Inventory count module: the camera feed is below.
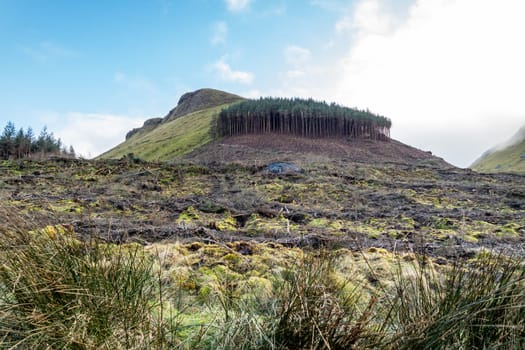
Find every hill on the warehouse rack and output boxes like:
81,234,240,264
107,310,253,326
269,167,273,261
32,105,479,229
98,88,244,160
165,88,244,122
471,126,525,173
100,88,447,167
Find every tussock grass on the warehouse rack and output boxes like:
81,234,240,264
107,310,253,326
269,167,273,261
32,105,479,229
386,252,525,349
1,207,524,349
0,208,170,349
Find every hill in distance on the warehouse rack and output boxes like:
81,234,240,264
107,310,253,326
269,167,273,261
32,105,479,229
98,88,244,160
99,88,448,167
471,126,525,173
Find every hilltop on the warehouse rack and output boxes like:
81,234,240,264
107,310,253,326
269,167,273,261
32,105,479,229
99,88,446,167
98,88,244,160
471,126,525,173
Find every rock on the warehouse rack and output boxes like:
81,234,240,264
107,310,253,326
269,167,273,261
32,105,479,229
267,162,302,174
125,118,163,140
164,88,244,122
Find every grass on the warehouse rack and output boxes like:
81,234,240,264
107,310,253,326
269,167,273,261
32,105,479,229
471,139,525,173
386,252,525,349
0,207,524,349
0,210,172,349
98,104,231,161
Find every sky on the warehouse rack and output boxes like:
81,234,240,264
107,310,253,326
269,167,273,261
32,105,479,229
1,0,524,166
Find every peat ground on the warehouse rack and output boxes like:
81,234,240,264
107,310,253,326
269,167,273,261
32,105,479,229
1,153,523,259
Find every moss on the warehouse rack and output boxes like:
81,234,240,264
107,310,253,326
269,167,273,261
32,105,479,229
49,199,84,214
212,212,237,231
462,234,479,243
494,223,520,238
221,253,242,264
239,276,274,300
399,216,416,229
308,218,329,228
177,206,200,223
431,217,456,230
245,213,292,236
368,247,389,255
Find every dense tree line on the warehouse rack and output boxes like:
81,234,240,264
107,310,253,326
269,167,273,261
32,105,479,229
0,121,75,160
218,97,391,141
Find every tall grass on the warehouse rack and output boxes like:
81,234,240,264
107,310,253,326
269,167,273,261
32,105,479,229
0,210,168,349
387,253,525,349
0,207,524,349
269,251,379,349
202,250,381,349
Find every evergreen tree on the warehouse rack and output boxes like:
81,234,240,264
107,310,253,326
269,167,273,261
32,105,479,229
68,145,76,158
0,121,16,158
0,122,74,160
218,97,391,140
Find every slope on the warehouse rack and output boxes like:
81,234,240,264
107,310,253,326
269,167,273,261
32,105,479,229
98,104,231,161
471,126,525,173
98,88,244,161
99,88,446,166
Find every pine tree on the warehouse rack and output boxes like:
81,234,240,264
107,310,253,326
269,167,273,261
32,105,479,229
0,121,16,159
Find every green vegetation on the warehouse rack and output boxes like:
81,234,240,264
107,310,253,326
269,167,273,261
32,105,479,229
472,126,525,173
100,88,246,161
99,104,229,161
0,214,165,349
219,97,391,140
0,121,75,160
387,253,525,349
1,136,524,348
0,211,524,349
1,158,523,254
165,88,244,122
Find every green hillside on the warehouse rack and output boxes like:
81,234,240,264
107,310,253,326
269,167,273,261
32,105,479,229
98,104,231,161
471,126,525,173
98,88,244,161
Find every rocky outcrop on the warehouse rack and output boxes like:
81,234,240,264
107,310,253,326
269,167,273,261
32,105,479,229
164,88,244,122
125,118,163,140
124,89,244,140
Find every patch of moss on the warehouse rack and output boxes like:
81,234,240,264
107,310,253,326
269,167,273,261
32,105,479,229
177,206,200,223
50,199,83,214
212,212,237,231
245,213,294,236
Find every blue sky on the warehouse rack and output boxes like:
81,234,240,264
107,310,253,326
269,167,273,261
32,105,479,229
1,0,524,166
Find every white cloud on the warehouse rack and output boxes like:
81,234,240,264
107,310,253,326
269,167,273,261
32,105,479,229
54,113,145,158
286,70,305,79
211,21,228,45
299,0,525,167
335,15,352,33
351,0,396,35
240,89,262,98
225,0,251,12
20,41,76,61
284,45,311,66
212,59,254,84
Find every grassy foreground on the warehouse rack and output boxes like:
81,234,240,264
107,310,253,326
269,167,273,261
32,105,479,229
0,208,524,349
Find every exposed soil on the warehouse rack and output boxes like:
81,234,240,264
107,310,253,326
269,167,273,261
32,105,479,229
1,150,523,259
186,134,448,167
